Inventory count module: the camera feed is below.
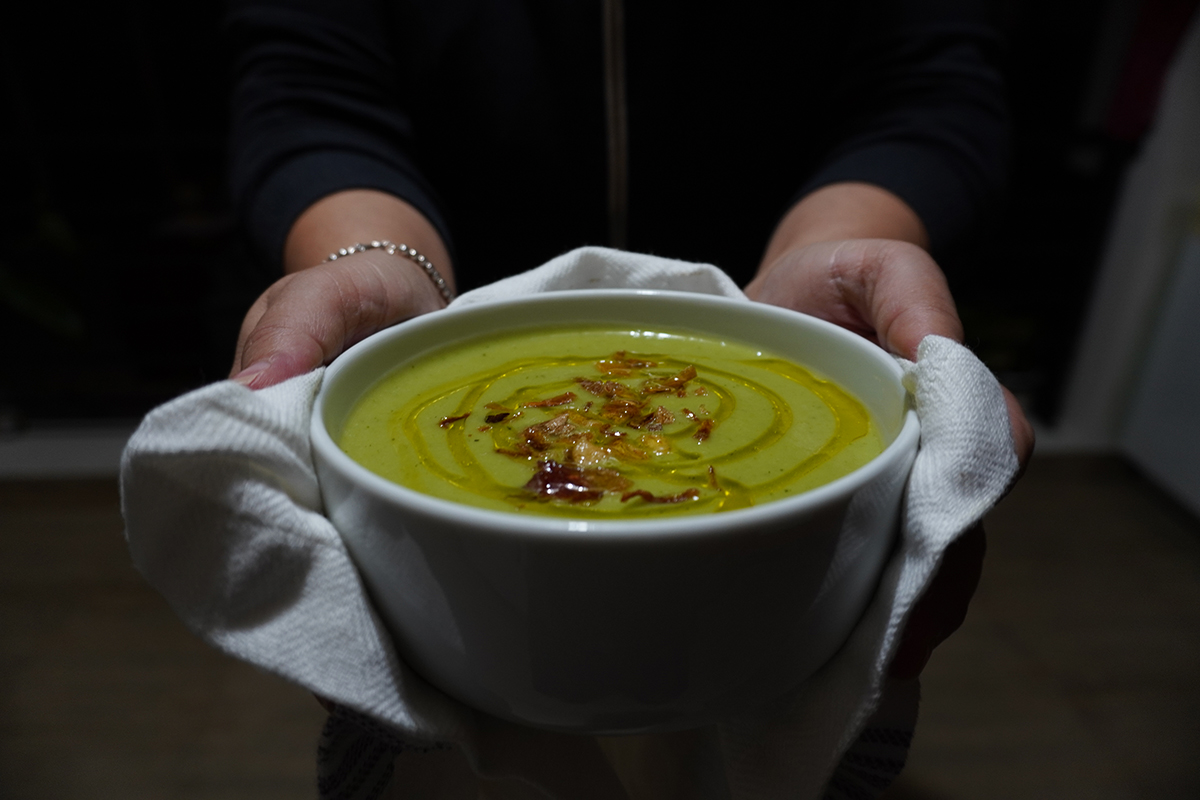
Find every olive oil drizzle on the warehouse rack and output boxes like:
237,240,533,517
391,351,870,517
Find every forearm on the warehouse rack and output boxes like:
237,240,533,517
227,0,453,271
792,1,1009,255
758,182,929,272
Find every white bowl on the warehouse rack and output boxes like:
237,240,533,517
311,290,918,733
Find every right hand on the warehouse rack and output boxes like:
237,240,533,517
229,249,448,390
747,235,1034,679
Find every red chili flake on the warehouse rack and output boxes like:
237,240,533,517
478,425,492,432
522,391,577,408
693,387,708,396
707,465,719,489
439,413,470,427
484,412,510,424
641,365,697,394
620,488,701,504
693,419,715,442
681,408,697,420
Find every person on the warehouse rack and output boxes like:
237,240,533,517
224,0,1033,737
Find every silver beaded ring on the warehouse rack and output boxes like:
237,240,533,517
324,240,454,305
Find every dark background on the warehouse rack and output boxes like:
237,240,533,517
1,0,1196,429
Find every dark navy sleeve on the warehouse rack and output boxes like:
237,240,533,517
799,2,1010,254
225,0,451,267
224,0,1009,271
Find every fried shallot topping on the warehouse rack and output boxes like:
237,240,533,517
598,398,644,424
522,391,577,408
620,488,701,504
444,351,720,507
640,365,697,394
524,412,579,450
484,402,519,424
594,351,657,376
634,405,675,431
568,439,613,468
524,459,632,503
575,377,638,399
639,433,671,456
607,439,650,461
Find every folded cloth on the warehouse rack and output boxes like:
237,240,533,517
120,246,1018,799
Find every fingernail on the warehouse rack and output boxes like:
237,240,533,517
231,361,270,388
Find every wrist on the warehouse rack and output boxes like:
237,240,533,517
325,240,453,306
330,248,450,320
284,189,455,292
759,183,929,272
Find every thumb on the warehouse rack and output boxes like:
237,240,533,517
230,255,445,389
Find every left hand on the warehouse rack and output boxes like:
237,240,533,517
747,237,1034,678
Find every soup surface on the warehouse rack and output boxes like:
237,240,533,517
338,325,883,517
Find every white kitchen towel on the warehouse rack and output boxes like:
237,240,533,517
120,246,1017,799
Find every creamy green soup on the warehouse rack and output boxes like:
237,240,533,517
338,325,882,518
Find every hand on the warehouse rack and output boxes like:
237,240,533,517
229,189,454,390
747,238,1034,678
229,249,448,389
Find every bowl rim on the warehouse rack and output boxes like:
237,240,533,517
310,289,920,543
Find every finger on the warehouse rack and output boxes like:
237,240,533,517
839,240,963,359
230,284,280,376
823,242,1032,468
233,265,390,388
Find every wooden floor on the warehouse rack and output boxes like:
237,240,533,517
0,480,325,799
1,456,1198,798
885,457,1200,800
